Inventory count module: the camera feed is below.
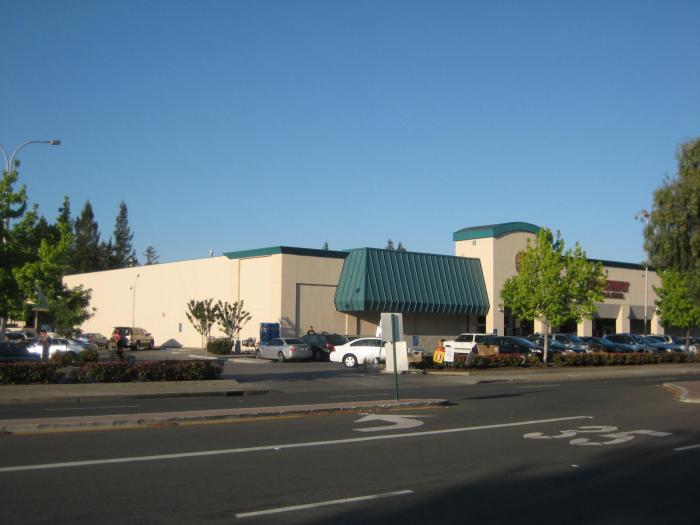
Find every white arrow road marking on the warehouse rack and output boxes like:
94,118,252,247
354,414,432,432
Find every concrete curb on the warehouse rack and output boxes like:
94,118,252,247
0,398,449,434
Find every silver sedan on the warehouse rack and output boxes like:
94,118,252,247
256,338,313,362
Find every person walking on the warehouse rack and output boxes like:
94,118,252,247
38,330,51,361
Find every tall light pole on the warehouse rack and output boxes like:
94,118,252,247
636,209,651,345
0,139,61,342
130,273,140,332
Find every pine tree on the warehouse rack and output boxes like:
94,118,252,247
112,201,137,267
385,239,395,251
143,245,159,265
72,201,101,273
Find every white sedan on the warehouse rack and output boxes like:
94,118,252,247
330,337,386,368
27,338,86,358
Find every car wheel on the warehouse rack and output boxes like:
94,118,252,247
255,349,262,359
278,351,286,363
343,354,358,368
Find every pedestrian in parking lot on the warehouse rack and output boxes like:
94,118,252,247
307,326,316,335
38,330,51,361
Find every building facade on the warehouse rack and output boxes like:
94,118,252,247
63,222,662,348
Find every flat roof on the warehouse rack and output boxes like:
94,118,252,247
223,246,348,260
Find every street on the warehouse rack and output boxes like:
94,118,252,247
1,362,700,524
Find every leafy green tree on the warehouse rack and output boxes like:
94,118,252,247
72,201,101,273
143,245,159,265
644,137,700,300
185,298,219,351
14,222,94,335
500,228,606,363
654,269,700,350
112,200,137,268
0,161,28,338
215,300,252,342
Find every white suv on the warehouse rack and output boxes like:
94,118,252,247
443,333,488,354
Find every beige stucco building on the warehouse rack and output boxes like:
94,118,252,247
63,222,663,348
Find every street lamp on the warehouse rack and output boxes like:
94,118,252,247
0,139,61,342
130,274,141,332
636,209,651,345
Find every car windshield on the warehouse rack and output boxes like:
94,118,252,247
566,334,584,343
510,337,535,347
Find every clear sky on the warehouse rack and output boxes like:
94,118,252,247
3,0,699,265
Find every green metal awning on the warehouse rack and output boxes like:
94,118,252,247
334,248,490,315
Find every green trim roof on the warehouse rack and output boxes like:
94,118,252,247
453,222,540,242
334,248,490,315
223,246,348,260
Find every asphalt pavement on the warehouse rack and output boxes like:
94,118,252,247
2,368,700,524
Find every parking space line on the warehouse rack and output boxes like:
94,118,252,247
235,490,413,518
674,444,700,452
0,415,591,473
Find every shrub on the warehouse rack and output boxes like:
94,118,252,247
79,348,100,363
50,351,76,367
207,339,233,355
0,362,63,384
71,359,224,383
72,362,135,383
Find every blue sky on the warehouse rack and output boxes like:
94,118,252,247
3,0,699,265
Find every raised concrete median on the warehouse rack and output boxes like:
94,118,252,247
0,398,449,434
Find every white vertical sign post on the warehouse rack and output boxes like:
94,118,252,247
381,313,407,401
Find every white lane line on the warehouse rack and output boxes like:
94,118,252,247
235,489,413,518
44,405,142,412
674,444,700,452
0,415,591,474
328,394,391,398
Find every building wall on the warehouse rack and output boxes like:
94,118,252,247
64,257,238,348
236,255,283,342
455,230,663,337
279,254,346,336
455,232,534,334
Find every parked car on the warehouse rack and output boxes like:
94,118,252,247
443,333,488,354
256,338,312,362
3,332,31,342
526,335,568,355
330,337,386,368
76,333,109,349
0,342,40,362
26,337,86,358
579,336,631,353
477,336,543,357
69,338,98,352
549,333,590,353
301,333,349,361
112,327,155,350
642,335,685,353
603,334,650,353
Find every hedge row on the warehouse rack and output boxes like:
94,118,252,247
0,360,224,385
418,352,699,370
